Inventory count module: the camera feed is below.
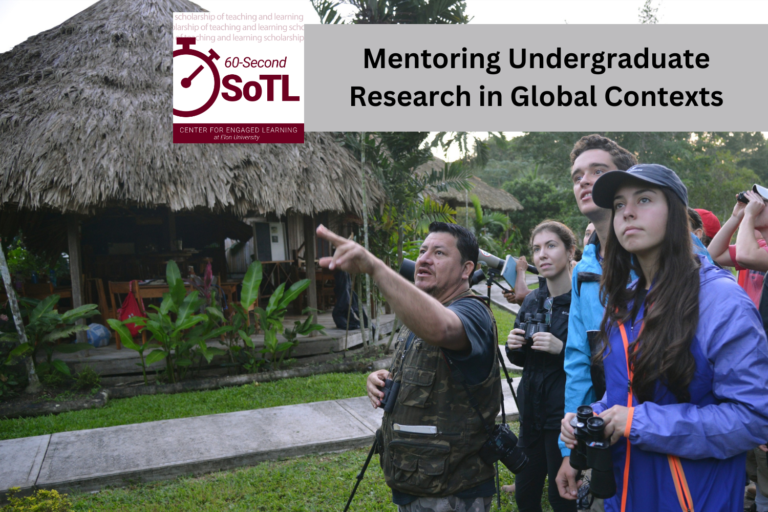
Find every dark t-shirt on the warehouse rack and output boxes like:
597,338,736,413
392,296,497,505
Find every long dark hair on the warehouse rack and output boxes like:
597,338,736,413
598,187,700,403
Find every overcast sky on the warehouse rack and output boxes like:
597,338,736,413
1,0,766,159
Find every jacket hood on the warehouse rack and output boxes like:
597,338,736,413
697,253,735,287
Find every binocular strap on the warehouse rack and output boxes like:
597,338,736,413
668,455,694,512
618,321,635,512
619,321,694,512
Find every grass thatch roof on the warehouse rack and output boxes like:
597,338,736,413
0,0,383,217
418,158,523,212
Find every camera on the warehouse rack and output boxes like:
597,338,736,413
478,423,528,474
569,406,616,499
379,378,400,413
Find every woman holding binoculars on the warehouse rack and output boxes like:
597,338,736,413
560,164,768,512
506,220,578,512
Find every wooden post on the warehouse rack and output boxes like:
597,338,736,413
251,221,258,262
67,216,87,344
359,132,375,345
303,215,318,335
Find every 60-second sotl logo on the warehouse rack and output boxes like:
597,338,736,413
173,37,300,118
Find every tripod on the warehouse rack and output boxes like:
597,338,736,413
343,437,378,512
484,268,521,410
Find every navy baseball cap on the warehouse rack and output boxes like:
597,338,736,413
592,164,688,209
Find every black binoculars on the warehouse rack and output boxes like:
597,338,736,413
569,405,616,499
506,310,550,360
379,378,400,413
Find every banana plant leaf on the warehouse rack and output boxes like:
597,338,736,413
107,319,141,351
240,261,263,311
205,307,225,322
266,283,286,316
145,350,168,365
7,342,32,359
278,279,310,310
166,260,187,310
171,315,206,337
238,329,254,348
60,304,99,323
160,293,175,315
43,325,89,343
51,359,71,375
29,295,59,325
176,291,200,326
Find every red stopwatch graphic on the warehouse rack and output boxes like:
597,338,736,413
173,37,221,117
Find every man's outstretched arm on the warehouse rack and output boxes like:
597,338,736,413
316,225,469,352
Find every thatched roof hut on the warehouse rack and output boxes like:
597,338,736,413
418,158,523,213
0,0,383,331
0,0,382,218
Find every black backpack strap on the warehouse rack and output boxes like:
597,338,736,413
577,272,601,296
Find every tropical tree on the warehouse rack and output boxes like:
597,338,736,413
341,132,472,266
464,195,511,255
503,175,572,256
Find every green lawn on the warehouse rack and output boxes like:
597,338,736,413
67,424,552,512
0,372,370,441
493,304,517,345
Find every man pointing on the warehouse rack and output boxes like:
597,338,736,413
317,222,502,512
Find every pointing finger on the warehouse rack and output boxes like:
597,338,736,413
316,224,348,246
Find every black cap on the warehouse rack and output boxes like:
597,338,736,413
592,164,688,209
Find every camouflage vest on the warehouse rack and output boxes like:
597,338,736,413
379,292,501,497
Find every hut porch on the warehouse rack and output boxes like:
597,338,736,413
53,312,396,382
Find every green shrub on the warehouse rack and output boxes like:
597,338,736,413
39,370,69,390
2,487,73,512
0,339,26,400
73,365,100,391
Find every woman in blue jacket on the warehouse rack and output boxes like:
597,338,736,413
560,164,768,512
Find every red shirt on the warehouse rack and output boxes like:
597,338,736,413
728,239,768,307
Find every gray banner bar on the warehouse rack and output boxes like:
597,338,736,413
305,24,768,131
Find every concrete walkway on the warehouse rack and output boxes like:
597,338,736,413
0,377,520,497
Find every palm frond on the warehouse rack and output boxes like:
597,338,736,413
311,0,348,24
422,161,473,193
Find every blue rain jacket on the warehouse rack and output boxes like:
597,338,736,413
559,233,714,457
591,256,768,512
559,236,611,456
